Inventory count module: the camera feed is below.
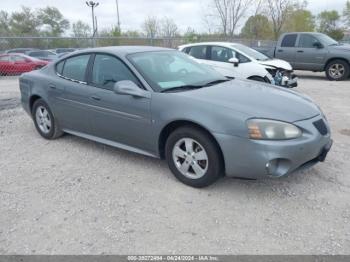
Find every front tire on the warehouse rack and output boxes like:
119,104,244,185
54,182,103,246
325,60,350,81
165,126,223,188
32,99,63,139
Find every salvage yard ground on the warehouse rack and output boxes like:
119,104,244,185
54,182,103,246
0,72,350,254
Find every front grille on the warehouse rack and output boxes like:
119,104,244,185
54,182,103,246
313,119,328,135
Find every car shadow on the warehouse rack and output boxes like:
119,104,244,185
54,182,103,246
60,132,327,198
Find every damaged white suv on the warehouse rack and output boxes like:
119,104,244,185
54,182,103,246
179,42,298,88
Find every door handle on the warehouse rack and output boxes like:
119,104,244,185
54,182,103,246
49,84,56,89
277,49,283,52
297,50,304,53
91,95,101,101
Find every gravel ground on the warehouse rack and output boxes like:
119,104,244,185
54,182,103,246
0,72,350,255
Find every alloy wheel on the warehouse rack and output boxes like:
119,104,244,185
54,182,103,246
172,138,209,179
329,64,345,79
35,106,52,134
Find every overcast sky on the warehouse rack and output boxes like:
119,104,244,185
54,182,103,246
1,0,347,33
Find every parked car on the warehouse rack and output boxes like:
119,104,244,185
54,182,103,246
179,42,297,88
19,46,332,188
254,32,350,81
26,50,58,62
5,48,39,54
55,48,77,54
0,53,48,75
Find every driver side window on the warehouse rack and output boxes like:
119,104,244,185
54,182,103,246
210,46,234,63
299,34,320,48
91,54,140,90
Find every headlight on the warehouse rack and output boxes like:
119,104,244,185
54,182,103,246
247,119,302,140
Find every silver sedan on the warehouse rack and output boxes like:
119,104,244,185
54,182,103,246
19,46,332,188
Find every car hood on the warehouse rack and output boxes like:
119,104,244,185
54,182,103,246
176,79,320,122
329,44,350,52
258,59,293,71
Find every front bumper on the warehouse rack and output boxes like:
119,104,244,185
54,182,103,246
214,115,332,179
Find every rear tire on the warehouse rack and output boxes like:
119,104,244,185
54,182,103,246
32,99,63,140
325,60,350,81
165,126,223,188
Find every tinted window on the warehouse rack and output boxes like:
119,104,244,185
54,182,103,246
56,61,65,75
281,34,297,47
210,46,234,62
92,54,139,90
62,55,90,82
188,46,207,59
299,34,319,48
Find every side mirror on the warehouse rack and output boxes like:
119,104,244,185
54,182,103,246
313,42,323,49
229,57,239,67
113,80,150,99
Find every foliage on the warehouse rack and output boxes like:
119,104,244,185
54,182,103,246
318,10,344,40
284,9,315,32
265,0,297,40
142,16,160,38
37,7,70,36
344,0,350,27
72,21,91,38
9,6,40,36
240,15,273,39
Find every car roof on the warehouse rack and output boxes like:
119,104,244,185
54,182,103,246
179,42,241,49
69,46,174,57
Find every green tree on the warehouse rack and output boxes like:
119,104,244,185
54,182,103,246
284,9,315,32
37,7,69,36
0,11,11,36
318,10,344,40
9,6,39,36
344,0,350,27
240,15,273,39
72,20,91,37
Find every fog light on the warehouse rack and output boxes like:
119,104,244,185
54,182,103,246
266,158,292,177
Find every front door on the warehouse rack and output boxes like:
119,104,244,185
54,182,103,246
87,54,153,152
294,33,327,71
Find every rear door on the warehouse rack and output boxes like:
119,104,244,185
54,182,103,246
275,34,299,67
294,33,327,71
54,54,97,134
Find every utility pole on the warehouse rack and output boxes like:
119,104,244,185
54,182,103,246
86,1,99,37
116,0,121,31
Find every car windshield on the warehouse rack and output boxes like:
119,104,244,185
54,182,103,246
317,33,339,46
128,51,227,92
232,44,270,61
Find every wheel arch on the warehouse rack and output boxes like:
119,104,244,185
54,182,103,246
29,94,43,113
158,120,225,170
324,57,350,71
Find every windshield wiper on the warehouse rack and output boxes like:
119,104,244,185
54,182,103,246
161,85,203,93
202,78,231,87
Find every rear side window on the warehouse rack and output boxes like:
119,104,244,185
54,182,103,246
281,34,297,47
56,61,65,75
188,46,207,59
91,54,140,90
11,56,26,62
298,34,319,48
61,55,90,82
